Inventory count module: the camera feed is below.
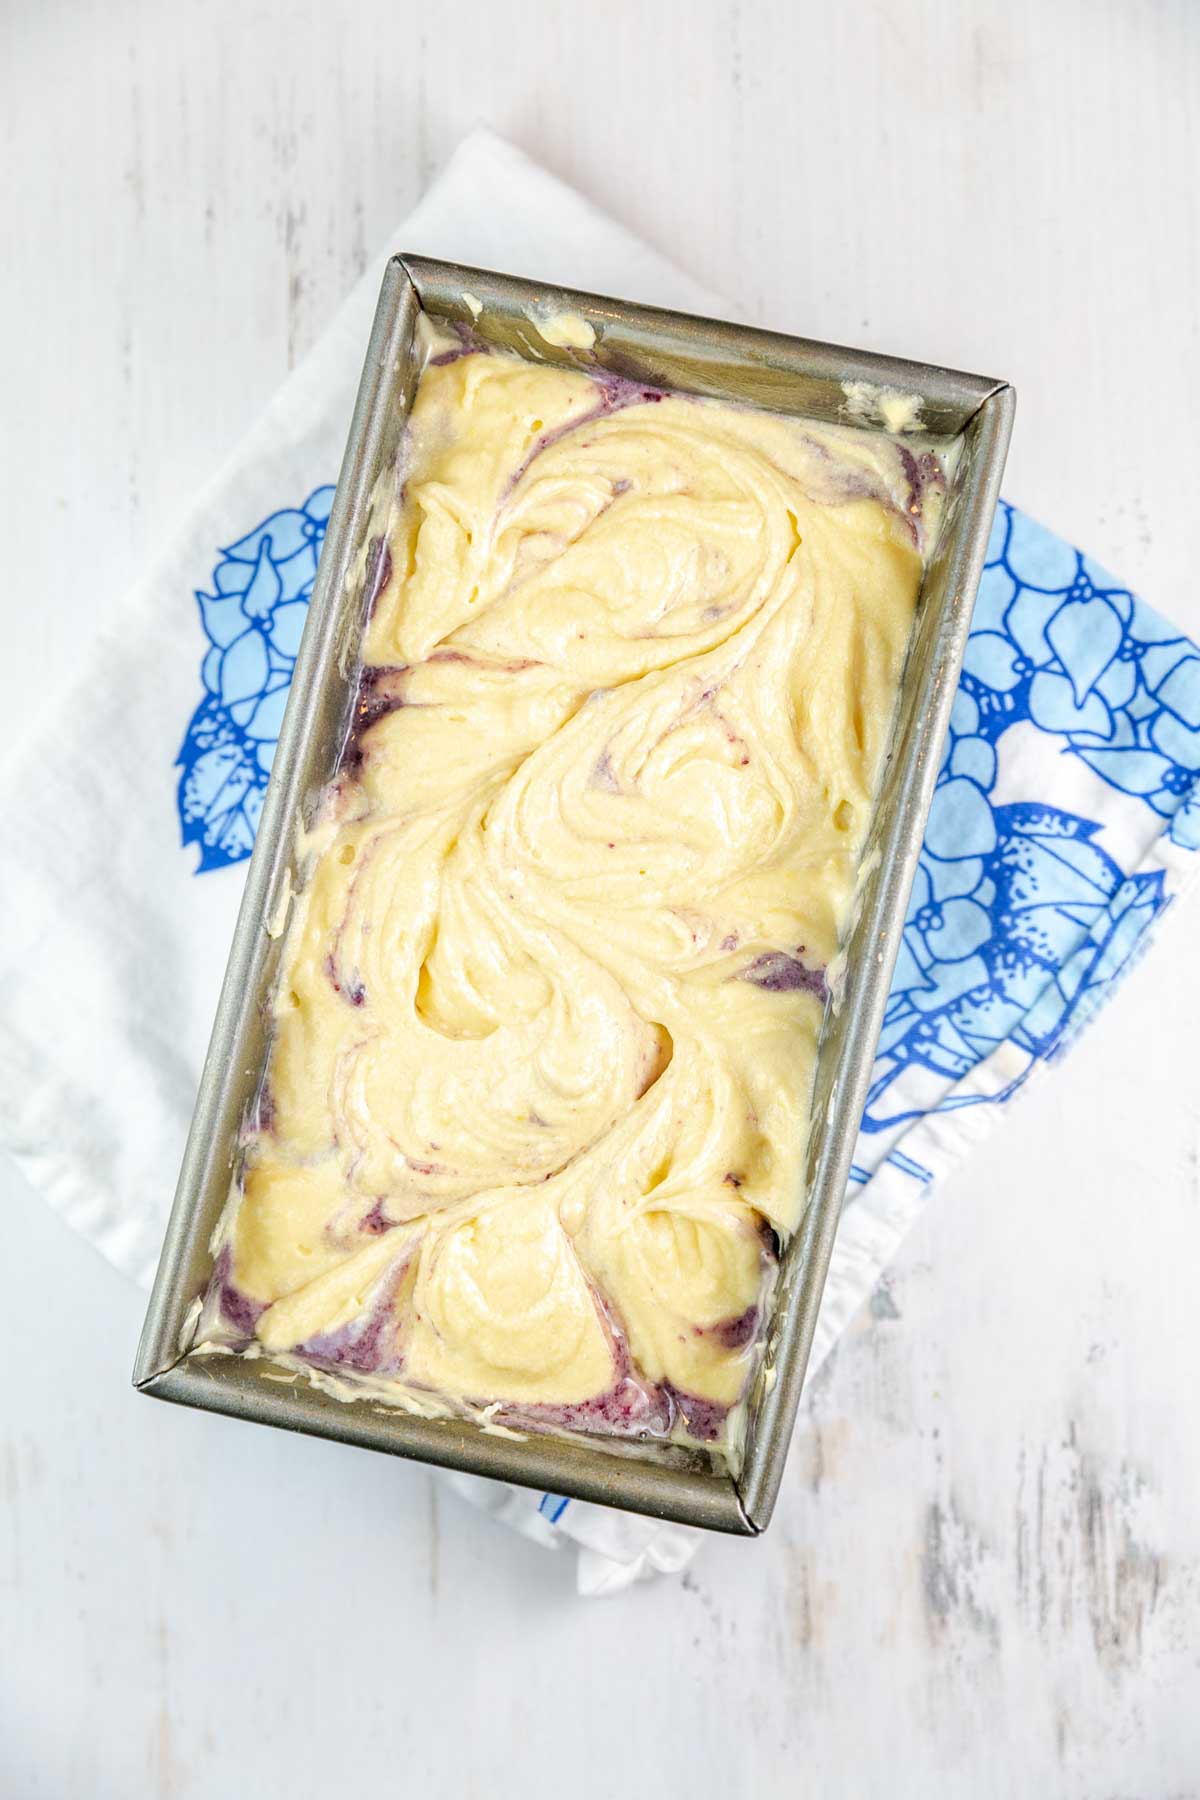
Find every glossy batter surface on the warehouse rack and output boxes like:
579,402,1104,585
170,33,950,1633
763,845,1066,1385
203,341,940,1453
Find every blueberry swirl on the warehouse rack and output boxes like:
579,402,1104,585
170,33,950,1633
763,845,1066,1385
205,343,936,1453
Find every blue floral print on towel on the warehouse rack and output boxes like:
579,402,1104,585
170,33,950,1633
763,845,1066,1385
864,500,1199,1137
177,486,335,871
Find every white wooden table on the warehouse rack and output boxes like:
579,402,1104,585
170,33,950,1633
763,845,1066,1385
4,3,1199,1793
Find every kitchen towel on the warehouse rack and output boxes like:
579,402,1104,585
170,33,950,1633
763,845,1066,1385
3,129,1198,1595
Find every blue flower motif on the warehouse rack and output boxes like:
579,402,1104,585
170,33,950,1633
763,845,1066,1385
177,486,335,870
1169,789,1200,851
959,502,1200,829
867,796,1168,1131
864,497,1199,1139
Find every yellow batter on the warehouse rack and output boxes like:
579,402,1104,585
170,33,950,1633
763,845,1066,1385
205,340,940,1451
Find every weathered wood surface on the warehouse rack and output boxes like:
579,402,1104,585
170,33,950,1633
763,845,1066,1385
3,3,1198,1793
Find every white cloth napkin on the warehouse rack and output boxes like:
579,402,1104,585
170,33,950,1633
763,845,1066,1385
4,129,1197,1594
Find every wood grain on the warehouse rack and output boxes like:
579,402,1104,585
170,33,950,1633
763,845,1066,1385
2,1,1199,1794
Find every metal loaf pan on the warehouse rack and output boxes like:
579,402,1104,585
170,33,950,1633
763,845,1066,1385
134,256,1014,1536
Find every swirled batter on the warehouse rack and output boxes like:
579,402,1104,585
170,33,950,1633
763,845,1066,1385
203,336,944,1454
